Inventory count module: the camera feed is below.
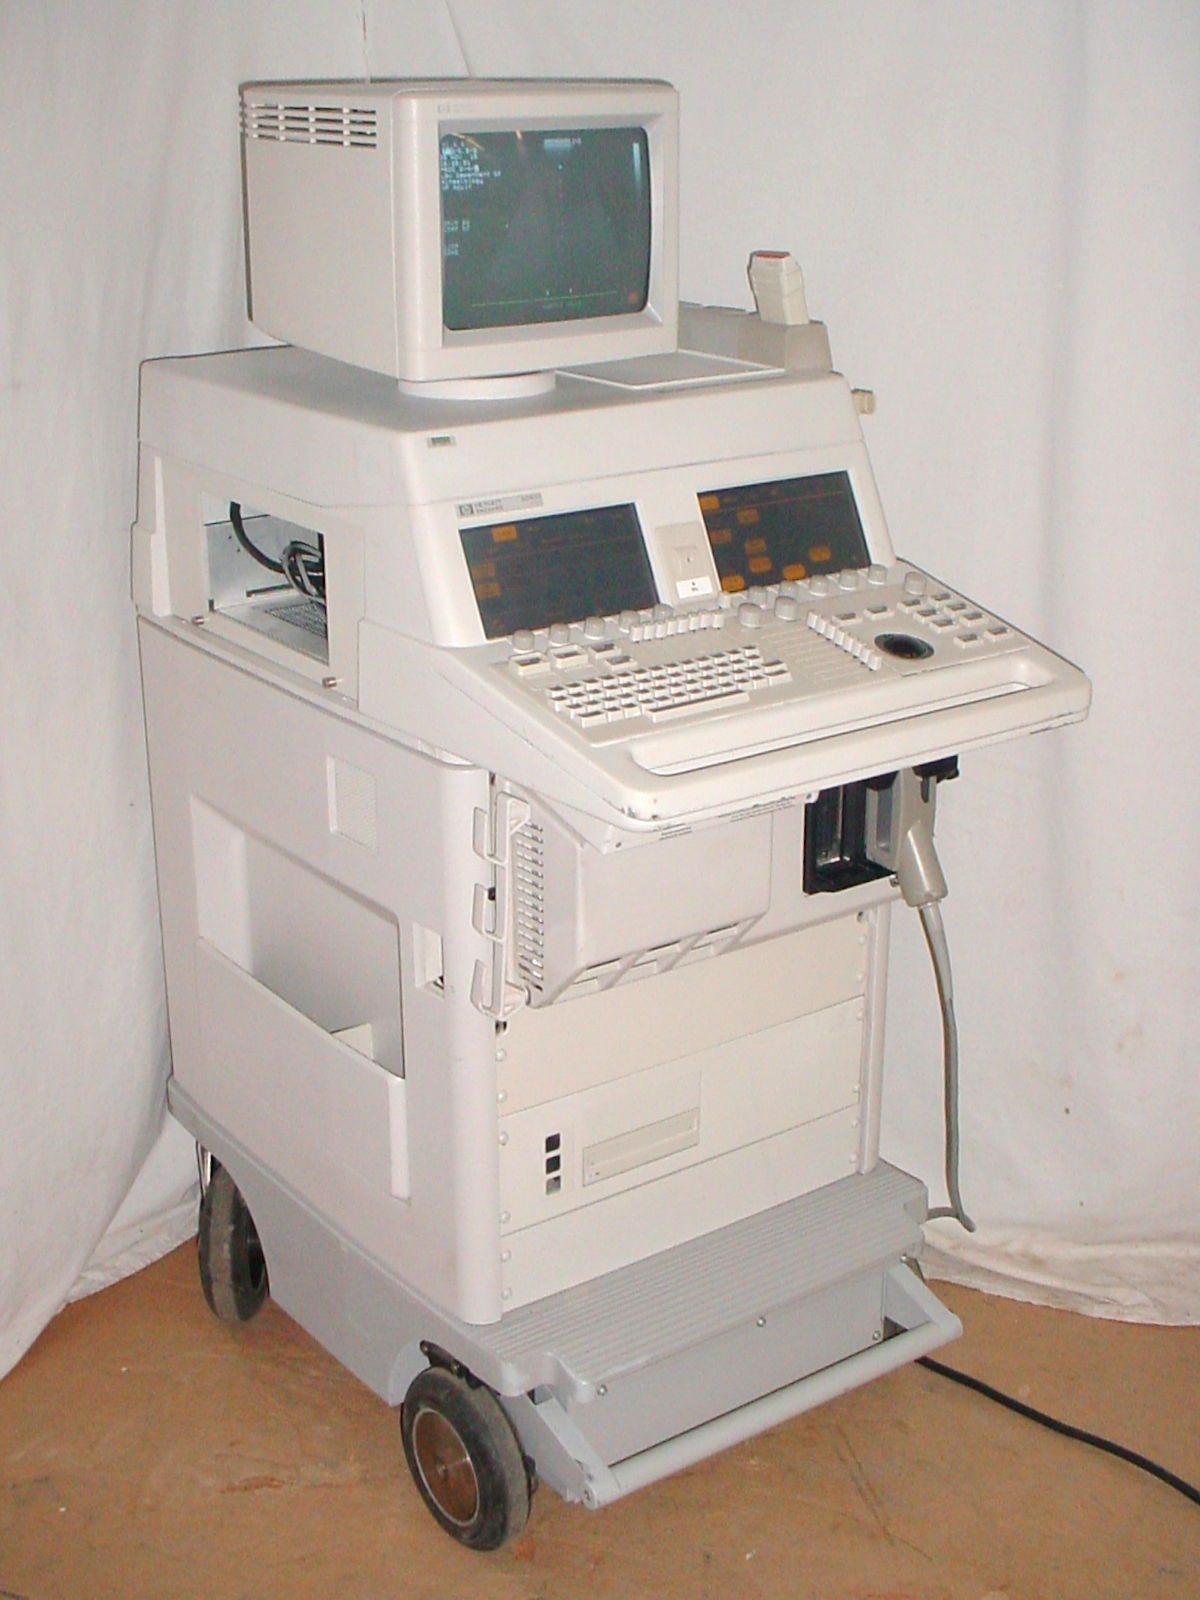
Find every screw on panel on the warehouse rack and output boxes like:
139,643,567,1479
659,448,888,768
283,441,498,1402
498,1131,509,1146
756,1316,767,1328
322,675,341,689
597,1384,608,1397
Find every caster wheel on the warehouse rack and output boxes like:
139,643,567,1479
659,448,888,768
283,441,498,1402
198,1161,268,1323
401,1366,530,1550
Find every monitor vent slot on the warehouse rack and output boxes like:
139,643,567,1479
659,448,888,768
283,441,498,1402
511,822,546,992
242,100,379,149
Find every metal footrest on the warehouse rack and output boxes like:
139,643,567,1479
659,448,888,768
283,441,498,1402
483,1162,928,1398
469,1165,960,1505
578,1263,960,1506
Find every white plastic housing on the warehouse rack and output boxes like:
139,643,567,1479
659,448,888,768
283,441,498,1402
240,78,680,382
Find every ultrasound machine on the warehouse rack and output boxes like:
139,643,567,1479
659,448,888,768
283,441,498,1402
133,78,1089,1547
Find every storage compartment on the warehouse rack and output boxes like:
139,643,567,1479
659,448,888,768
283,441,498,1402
512,802,775,1002
192,939,409,1202
191,797,404,1075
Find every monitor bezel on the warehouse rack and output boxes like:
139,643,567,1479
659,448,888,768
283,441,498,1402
392,80,679,382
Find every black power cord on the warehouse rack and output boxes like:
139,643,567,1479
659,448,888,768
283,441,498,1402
229,501,325,601
917,1354,1200,1509
229,499,284,574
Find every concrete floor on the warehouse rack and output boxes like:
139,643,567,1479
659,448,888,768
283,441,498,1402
1,1244,1196,1600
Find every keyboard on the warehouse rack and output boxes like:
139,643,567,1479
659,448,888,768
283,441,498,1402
540,644,792,726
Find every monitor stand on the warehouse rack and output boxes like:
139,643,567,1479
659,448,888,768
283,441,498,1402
397,371,557,401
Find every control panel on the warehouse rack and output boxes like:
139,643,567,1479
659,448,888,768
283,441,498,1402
493,561,1029,749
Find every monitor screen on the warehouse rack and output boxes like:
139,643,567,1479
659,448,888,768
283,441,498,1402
698,473,870,593
440,127,652,332
461,504,656,638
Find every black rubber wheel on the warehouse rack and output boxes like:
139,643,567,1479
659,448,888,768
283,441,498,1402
400,1367,530,1550
197,1161,269,1323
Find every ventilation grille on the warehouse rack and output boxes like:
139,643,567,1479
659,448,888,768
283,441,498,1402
242,100,379,149
511,823,546,991
263,598,328,639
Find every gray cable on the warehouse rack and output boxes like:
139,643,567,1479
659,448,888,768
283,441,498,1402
918,900,976,1233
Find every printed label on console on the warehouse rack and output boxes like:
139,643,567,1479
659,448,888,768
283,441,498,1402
457,492,545,520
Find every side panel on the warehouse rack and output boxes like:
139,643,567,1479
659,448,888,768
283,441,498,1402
243,131,399,376
139,617,502,1322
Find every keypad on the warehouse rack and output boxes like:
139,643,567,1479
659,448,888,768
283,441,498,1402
542,645,790,727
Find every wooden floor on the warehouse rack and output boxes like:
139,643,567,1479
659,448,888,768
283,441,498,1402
1,1243,1197,1600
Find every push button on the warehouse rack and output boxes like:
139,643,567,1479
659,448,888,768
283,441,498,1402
509,653,549,678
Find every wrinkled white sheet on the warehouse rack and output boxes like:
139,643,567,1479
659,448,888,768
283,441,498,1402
924,1231,1200,1326
2,2,1196,1379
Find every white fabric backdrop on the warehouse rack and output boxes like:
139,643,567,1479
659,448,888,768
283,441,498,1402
2,0,1196,1378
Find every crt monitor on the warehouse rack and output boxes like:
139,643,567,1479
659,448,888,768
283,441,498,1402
240,78,680,386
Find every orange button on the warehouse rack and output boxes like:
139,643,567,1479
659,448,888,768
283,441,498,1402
809,544,831,563
736,507,761,525
721,573,747,593
699,494,721,512
708,527,732,545
492,524,519,543
748,555,773,575
782,562,808,581
475,580,501,599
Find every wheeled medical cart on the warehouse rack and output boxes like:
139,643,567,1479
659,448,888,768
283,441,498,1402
133,279,1088,1545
